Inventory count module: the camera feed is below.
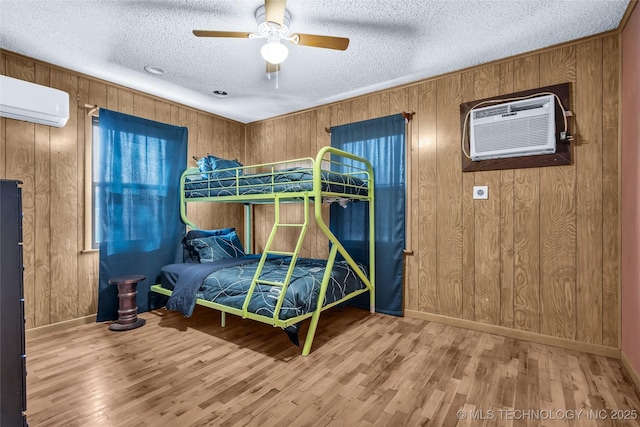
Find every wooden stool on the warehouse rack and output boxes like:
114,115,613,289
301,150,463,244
108,275,146,331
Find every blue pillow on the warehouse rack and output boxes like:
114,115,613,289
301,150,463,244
188,231,246,262
183,227,235,263
196,156,214,180
208,155,243,178
197,154,243,180
196,156,212,172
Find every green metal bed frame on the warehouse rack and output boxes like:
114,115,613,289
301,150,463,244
150,146,375,356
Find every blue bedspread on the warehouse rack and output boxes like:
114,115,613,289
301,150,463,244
164,256,263,316
163,256,368,326
197,257,367,322
184,167,368,198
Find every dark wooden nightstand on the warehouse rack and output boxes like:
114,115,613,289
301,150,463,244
108,275,146,331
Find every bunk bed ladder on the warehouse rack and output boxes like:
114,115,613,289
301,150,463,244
242,194,310,324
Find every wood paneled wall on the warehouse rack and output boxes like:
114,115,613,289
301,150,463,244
0,50,245,329
245,34,621,349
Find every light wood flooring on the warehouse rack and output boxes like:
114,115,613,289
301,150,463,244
26,306,640,426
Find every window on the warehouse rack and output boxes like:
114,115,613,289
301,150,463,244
94,108,188,320
336,137,406,242
84,108,188,253
91,116,101,248
329,113,407,315
83,109,100,252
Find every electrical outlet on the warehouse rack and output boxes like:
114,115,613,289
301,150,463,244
473,186,488,200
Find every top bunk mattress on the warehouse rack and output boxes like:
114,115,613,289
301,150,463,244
184,167,369,198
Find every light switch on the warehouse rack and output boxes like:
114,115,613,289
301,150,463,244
473,185,488,200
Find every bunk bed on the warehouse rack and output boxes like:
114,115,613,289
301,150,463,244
150,147,375,356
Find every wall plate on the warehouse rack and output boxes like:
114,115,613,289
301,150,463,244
473,185,488,200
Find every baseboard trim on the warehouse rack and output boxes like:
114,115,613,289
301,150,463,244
26,314,97,340
405,310,620,359
621,351,640,396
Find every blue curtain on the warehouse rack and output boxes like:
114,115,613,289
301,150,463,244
330,114,406,316
96,109,187,322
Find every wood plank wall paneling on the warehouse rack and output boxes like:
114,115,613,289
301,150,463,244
601,35,621,348
284,115,298,250
512,55,541,333
244,35,621,350
416,81,437,314
250,122,264,253
539,45,577,340
5,57,37,327
473,64,503,326
460,70,476,322
576,39,604,344
76,77,93,318
271,117,286,252
498,61,515,329
435,74,463,318
303,111,314,252
1,50,246,329
406,85,419,312
2,32,622,349
315,106,331,259
50,68,79,323
250,122,261,251
185,109,200,226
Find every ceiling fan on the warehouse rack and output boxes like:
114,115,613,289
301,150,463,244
192,0,349,74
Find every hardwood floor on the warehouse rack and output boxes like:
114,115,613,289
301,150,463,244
26,306,640,426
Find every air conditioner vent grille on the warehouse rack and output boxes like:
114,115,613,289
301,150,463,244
474,115,550,153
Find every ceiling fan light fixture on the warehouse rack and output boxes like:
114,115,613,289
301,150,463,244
261,41,288,65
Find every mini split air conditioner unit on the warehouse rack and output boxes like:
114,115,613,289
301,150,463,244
469,94,556,161
0,75,69,128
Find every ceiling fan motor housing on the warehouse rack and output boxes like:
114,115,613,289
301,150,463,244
255,5,292,32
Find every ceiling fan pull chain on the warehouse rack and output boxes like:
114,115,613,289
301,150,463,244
276,68,279,89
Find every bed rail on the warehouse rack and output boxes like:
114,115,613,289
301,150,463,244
179,147,372,229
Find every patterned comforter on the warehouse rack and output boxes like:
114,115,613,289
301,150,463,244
163,256,368,336
184,167,368,198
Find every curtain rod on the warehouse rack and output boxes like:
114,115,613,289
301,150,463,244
84,104,98,116
324,111,415,134
402,111,415,121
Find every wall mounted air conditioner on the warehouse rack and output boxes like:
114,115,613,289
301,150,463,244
469,94,555,161
0,75,69,128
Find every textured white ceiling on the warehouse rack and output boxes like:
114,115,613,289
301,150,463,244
0,0,631,124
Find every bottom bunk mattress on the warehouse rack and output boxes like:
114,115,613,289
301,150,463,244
162,256,368,326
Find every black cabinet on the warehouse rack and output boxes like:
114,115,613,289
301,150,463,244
0,180,27,426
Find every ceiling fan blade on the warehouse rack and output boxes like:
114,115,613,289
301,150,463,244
292,34,349,50
193,30,251,38
266,62,281,73
265,0,286,27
